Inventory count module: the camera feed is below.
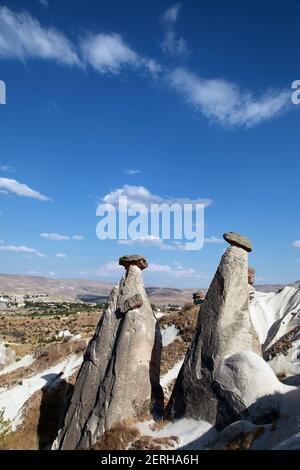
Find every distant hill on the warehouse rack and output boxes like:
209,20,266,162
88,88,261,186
0,274,195,306
0,274,298,306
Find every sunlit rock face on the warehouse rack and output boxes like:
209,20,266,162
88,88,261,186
53,258,163,450
167,236,261,429
0,342,16,370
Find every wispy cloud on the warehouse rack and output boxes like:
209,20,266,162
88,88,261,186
40,233,83,241
118,235,180,251
40,233,69,240
56,252,67,258
0,177,50,201
147,261,195,278
0,6,291,130
93,261,122,277
0,244,46,257
37,0,49,8
0,164,15,173
168,67,290,128
102,184,212,209
80,33,161,76
0,6,80,66
88,259,205,281
205,236,224,244
162,4,182,24
124,169,141,175
161,3,189,57
292,241,300,248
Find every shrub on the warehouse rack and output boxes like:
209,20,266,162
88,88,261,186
0,409,11,441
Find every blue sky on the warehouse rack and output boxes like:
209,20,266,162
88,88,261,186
0,0,300,288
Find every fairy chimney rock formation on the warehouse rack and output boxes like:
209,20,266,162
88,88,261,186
166,232,261,429
53,255,163,450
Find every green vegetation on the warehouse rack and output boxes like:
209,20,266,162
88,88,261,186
23,301,98,317
0,409,11,441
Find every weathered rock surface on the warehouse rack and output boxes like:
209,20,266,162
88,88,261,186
53,262,163,450
119,254,148,270
166,244,261,429
0,342,16,370
192,291,205,305
248,267,255,286
216,351,288,423
223,232,252,252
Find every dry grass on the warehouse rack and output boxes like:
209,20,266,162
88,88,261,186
163,378,176,404
159,305,199,344
0,310,101,353
224,427,265,450
0,340,85,388
92,423,141,450
149,419,171,431
93,422,179,451
130,435,179,450
0,376,76,450
264,325,300,361
160,339,187,376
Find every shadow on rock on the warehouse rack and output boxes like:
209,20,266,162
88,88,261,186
37,373,74,450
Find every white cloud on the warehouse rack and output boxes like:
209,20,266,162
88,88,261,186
0,164,14,173
40,233,69,240
161,4,189,57
0,244,46,257
0,6,80,66
56,252,67,258
124,169,141,175
205,236,224,244
40,233,84,241
118,235,162,246
162,4,182,25
147,261,207,279
118,236,185,251
94,259,200,280
118,236,178,251
292,241,300,248
168,67,290,128
96,261,123,277
80,33,161,76
161,32,189,58
0,177,50,201
37,0,49,8
102,184,212,209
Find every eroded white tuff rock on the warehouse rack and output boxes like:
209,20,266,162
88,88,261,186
53,256,163,450
166,235,261,429
0,342,16,370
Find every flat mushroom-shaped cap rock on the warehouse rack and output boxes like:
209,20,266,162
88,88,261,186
119,254,148,270
223,232,252,253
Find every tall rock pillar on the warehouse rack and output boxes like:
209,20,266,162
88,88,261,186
53,255,163,450
166,233,261,429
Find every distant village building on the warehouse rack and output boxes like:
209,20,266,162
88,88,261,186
0,296,7,311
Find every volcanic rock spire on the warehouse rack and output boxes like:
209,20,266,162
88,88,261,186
166,233,261,429
53,255,163,450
